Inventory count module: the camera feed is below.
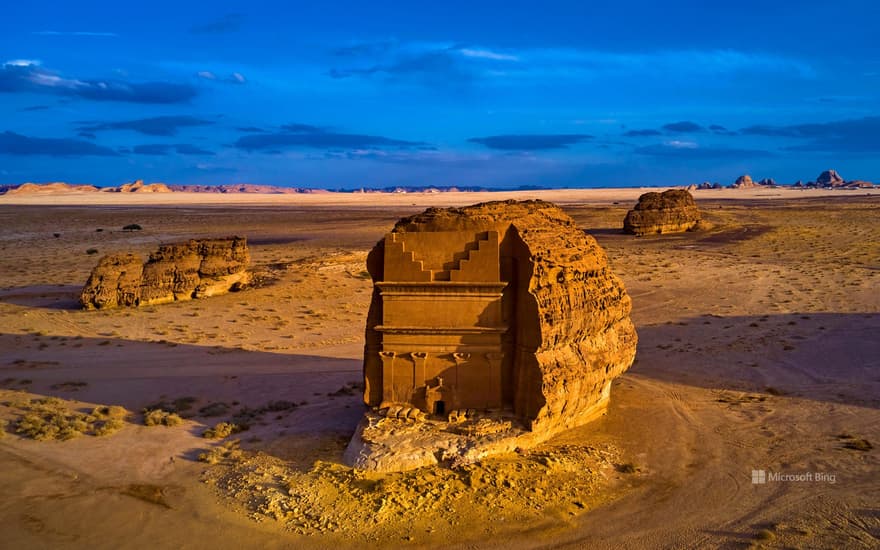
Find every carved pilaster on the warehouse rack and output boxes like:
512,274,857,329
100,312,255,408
452,352,469,389
410,351,428,389
379,351,396,403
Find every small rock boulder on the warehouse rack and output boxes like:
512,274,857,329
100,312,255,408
623,189,702,235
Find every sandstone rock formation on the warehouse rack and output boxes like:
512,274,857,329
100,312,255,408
732,174,757,188
348,200,637,470
623,189,702,235
817,169,844,187
842,180,875,189
111,179,172,193
6,182,99,194
81,237,249,309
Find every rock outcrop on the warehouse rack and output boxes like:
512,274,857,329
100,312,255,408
732,174,757,188
81,237,249,309
350,200,637,470
817,170,844,187
623,189,702,235
6,182,99,194
111,179,172,193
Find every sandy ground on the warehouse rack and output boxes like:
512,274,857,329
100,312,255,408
0,189,877,549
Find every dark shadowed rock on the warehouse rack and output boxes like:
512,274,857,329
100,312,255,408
817,170,844,187
81,237,250,309
623,189,702,235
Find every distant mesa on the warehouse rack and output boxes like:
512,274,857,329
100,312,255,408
6,182,98,194
623,189,703,235
346,200,637,471
80,237,250,310
166,184,329,194
108,179,172,193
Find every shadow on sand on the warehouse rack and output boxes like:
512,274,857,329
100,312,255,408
628,311,880,410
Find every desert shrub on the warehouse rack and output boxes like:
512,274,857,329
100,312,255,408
86,248,99,255
0,419,7,438
198,439,242,464
94,418,125,436
122,223,142,231
755,529,775,541
198,402,230,417
16,411,86,440
203,422,242,439
198,447,226,464
264,400,297,412
145,396,196,416
92,405,128,419
143,409,183,427
11,397,128,441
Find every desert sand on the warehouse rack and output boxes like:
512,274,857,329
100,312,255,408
0,189,877,549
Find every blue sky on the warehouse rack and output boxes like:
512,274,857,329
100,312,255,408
1,0,879,188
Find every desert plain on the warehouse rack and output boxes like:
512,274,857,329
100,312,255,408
0,187,877,549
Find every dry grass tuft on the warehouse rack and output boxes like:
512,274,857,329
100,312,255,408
12,397,128,440
143,409,184,427
203,422,242,439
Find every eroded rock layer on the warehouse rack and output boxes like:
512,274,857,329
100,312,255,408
623,189,702,235
80,237,249,309
361,200,637,443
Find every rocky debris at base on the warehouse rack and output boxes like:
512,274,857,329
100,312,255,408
623,189,702,235
344,410,547,472
201,438,622,541
80,237,250,309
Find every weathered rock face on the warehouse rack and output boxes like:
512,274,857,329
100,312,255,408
817,169,844,187
361,200,637,440
733,174,756,188
80,237,249,309
80,254,144,309
622,189,702,235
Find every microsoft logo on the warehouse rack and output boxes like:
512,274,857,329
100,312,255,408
751,470,766,484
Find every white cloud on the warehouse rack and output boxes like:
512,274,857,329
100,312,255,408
33,31,118,37
197,71,217,80
458,48,519,62
665,140,698,149
4,59,41,67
